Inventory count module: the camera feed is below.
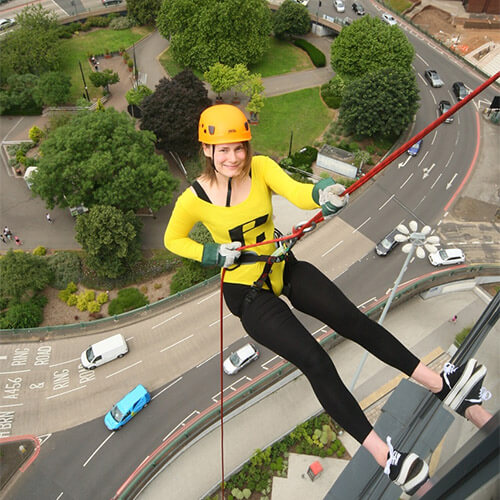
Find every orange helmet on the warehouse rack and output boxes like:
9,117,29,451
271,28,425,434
198,104,251,144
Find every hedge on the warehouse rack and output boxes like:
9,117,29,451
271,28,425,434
293,39,326,67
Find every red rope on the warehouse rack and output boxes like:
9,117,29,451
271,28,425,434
219,268,227,499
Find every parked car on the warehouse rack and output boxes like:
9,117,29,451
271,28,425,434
438,100,453,123
223,343,259,375
0,18,15,31
352,2,365,15
104,384,151,430
381,13,397,25
428,248,465,267
102,0,122,6
296,0,310,5
452,81,468,101
424,69,444,88
407,139,423,156
342,16,353,26
375,229,400,256
334,0,345,13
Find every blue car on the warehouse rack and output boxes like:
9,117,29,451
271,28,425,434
407,139,422,156
104,384,151,430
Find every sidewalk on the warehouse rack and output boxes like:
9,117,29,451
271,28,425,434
138,285,499,500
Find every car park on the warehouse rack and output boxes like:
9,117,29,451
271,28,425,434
438,100,453,123
0,18,15,31
104,384,151,430
424,69,444,88
407,139,422,156
334,0,345,13
452,81,468,101
352,2,365,15
428,248,465,267
381,13,397,25
223,343,259,375
375,229,400,256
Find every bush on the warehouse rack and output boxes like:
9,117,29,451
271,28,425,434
29,126,45,144
2,297,46,329
58,289,71,303
47,252,81,289
87,300,100,313
67,294,78,307
108,287,149,315
110,16,134,30
293,39,326,67
84,289,95,301
32,246,46,256
76,294,89,312
96,292,108,305
170,259,219,295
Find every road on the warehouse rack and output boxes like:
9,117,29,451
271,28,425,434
1,2,499,500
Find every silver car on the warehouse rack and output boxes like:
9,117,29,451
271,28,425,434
424,69,444,88
428,248,465,267
223,343,259,375
334,0,345,13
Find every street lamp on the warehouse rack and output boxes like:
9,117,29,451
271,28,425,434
349,221,440,390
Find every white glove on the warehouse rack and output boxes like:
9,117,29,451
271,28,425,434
202,242,242,268
318,183,348,217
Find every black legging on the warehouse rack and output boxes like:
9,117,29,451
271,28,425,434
223,259,420,444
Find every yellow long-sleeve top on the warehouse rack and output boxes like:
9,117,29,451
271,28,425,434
164,155,320,295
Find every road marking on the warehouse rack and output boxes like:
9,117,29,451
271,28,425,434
431,129,438,145
49,357,80,368
46,385,86,399
196,351,224,368
83,432,115,467
152,377,183,400
0,369,30,375
431,173,442,189
2,117,23,141
417,151,429,166
209,313,232,327
378,195,394,211
444,152,454,169
414,196,427,209
37,434,52,446
430,91,437,105
398,155,411,168
446,173,458,190
455,131,460,145
321,240,343,257
0,403,23,408
400,173,414,189
423,163,435,179
0,356,7,360
160,335,193,353
105,360,143,378
162,410,200,442
358,297,376,308
152,312,183,330
56,492,64,500
261,355,282,370
197,291,218,304
352,217,371,234
416,54,428,65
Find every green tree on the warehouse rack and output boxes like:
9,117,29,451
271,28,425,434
157,0,272,72
75,206,143,279
0,250,53,302
0,5,61,84
88,69,120,93
340,67,420,137
321,75,345,109
34,72,71,107
32,108,179,212
126,0,162,25
273,0,311,40
125,84,153,106
330,16,414,80
140,70,211,155
0,74,42,115
204,63,235,100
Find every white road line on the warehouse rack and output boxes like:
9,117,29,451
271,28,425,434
162,410,200,442
416,53,428,65
414,196,426,210
82,432,114,467
431,173,442,189
3,117,23,141
49,357,80,368
209,313,232,327
0,369,30,375
430,91,436,105
152,312,183,330
352,217,371,234
50,0,69,16
105,360,143,378
0,356,7,360
400,173,414,189
197,291,219,304
55,492,64,500
378,195,394,211
417,151,429,166
261,355,281,370
358,297,377,308
431,129,438,145
160,335,194,353
47,385,86,399
455,131,460,145
152,376,182,400
312,325,328,336
321,240,343,257
196,349,227,368
0,403,23,408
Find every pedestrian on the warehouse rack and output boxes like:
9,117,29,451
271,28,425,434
94,62,99,72
164,105,493,495
46,212,53,223
450,314,458,323
0,233,6,244
3,226,12,241
14,235,21,246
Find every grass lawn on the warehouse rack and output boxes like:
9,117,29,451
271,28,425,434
384,0,413,13
59,26,153,103
159,37,315,79
250,88,334,158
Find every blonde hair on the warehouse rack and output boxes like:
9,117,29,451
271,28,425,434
200,142,253,184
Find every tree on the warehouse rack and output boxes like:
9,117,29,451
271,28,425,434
125,84,153,106
321,75,345,109
140,70,211,155
157,0,272,72
0,74,42,115
0,250,53,302
126,0,162,25
340,67,420,137
33,71,71,107
273,0,311,40
32,108,179,212
204,63,235,100
88,69,120,93
0,5,61,84
330,16,414,80
75,206,143,279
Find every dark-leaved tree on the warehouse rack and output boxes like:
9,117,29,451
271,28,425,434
126,0,162,25
140,70,211,155
273,0,311,40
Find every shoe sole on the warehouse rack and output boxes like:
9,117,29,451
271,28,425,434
443,358,477,407
396,453,429,494
449,364,487,411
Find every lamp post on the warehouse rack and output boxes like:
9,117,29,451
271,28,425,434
349,221,440,390
79,61,90,101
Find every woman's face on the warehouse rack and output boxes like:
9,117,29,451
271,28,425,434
203,142,247,178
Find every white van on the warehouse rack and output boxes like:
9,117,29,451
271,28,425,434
81,334,128,369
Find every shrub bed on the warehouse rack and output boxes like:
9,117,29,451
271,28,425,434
293,39,326,67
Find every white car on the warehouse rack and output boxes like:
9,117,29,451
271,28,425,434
0,18,15,31
223,343,259,375
381,13,397,26
295,0,310,6
334,0,345,13
428,248,465,267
